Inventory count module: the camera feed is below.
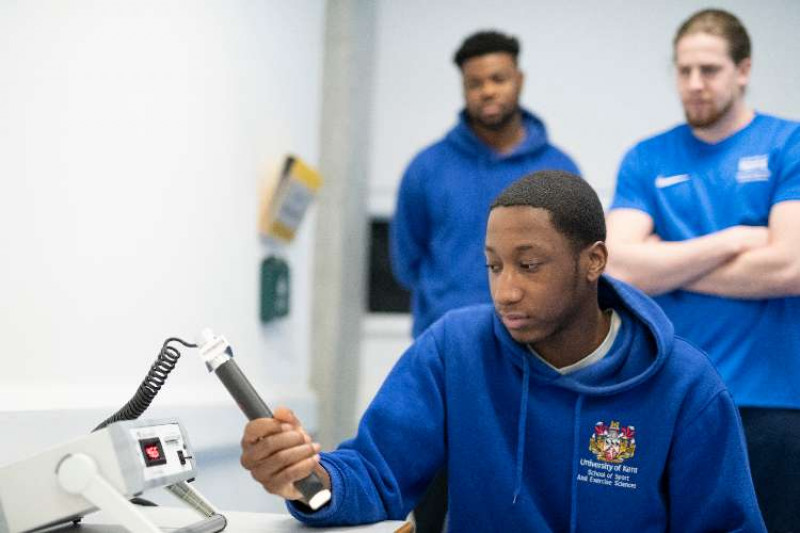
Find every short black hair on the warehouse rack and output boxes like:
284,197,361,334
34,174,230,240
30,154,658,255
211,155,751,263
454,30,520,68
490,170,606,251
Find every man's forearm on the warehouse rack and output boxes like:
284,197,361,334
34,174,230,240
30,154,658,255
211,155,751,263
606,232,745,295
686,245,800,298
687,202,800,298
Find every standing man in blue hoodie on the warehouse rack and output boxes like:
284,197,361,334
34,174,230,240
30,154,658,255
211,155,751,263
391,30,579,530
605,10,800,530
241,171,765,532
391,30,579,339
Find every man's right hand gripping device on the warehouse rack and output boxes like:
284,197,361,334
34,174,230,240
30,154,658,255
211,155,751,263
195,329,331,511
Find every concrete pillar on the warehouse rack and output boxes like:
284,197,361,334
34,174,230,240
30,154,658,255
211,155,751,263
311,0,376,448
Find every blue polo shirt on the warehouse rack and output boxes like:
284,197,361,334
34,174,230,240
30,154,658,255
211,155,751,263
611,113,800,408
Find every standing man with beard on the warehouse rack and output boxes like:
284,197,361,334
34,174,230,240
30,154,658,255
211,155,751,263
389,30,578,532
391,30,579,340
606,9,800,530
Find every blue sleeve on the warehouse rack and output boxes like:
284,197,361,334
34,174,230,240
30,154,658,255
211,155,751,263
772,126,800,204
287,329,446,526
667,390,766,532
609,146,655,215
389,157,431,290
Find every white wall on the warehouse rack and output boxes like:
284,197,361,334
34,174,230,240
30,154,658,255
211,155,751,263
0,0,325,513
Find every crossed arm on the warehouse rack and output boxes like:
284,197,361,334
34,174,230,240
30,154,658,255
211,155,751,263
605,201,800,298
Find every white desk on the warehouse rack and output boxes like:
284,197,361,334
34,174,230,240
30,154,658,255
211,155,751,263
72,506,408,533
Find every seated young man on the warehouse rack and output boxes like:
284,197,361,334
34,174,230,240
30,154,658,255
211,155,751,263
240,170,765,532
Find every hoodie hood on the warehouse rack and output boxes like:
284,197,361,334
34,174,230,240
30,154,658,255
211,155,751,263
495,275,674,396
494,275,676,512
445,108,550,160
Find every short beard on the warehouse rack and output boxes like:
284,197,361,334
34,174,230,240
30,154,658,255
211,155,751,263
685,98,734,129
470,105,520,132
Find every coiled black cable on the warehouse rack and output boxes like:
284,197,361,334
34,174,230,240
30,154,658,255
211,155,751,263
93,337,197,432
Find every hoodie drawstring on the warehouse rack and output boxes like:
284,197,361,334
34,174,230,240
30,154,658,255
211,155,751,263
512,356,530,505
569,395,585,533
510,359,586,531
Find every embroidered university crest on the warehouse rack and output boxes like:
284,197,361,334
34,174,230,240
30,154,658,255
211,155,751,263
589,420,636,463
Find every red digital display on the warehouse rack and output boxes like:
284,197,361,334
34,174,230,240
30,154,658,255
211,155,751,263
145,445,161,460
139,437,167,467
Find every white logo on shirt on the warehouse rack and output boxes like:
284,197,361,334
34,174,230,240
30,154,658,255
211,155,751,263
736,155,770,183
654,174,690,189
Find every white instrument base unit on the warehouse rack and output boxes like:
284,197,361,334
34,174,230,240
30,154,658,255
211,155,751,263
0,418,196,533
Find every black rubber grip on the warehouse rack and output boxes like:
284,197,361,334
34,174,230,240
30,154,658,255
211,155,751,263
215,359,273,419
294,472,328,503
214,359,328,505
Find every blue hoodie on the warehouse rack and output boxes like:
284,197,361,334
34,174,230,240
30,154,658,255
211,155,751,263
290,277,765,532
391,109,579,337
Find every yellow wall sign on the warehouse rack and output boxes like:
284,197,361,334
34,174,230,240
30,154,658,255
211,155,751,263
259,155,322,243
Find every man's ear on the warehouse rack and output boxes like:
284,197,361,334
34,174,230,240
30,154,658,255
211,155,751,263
736,57,752,92
583,241,608,282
